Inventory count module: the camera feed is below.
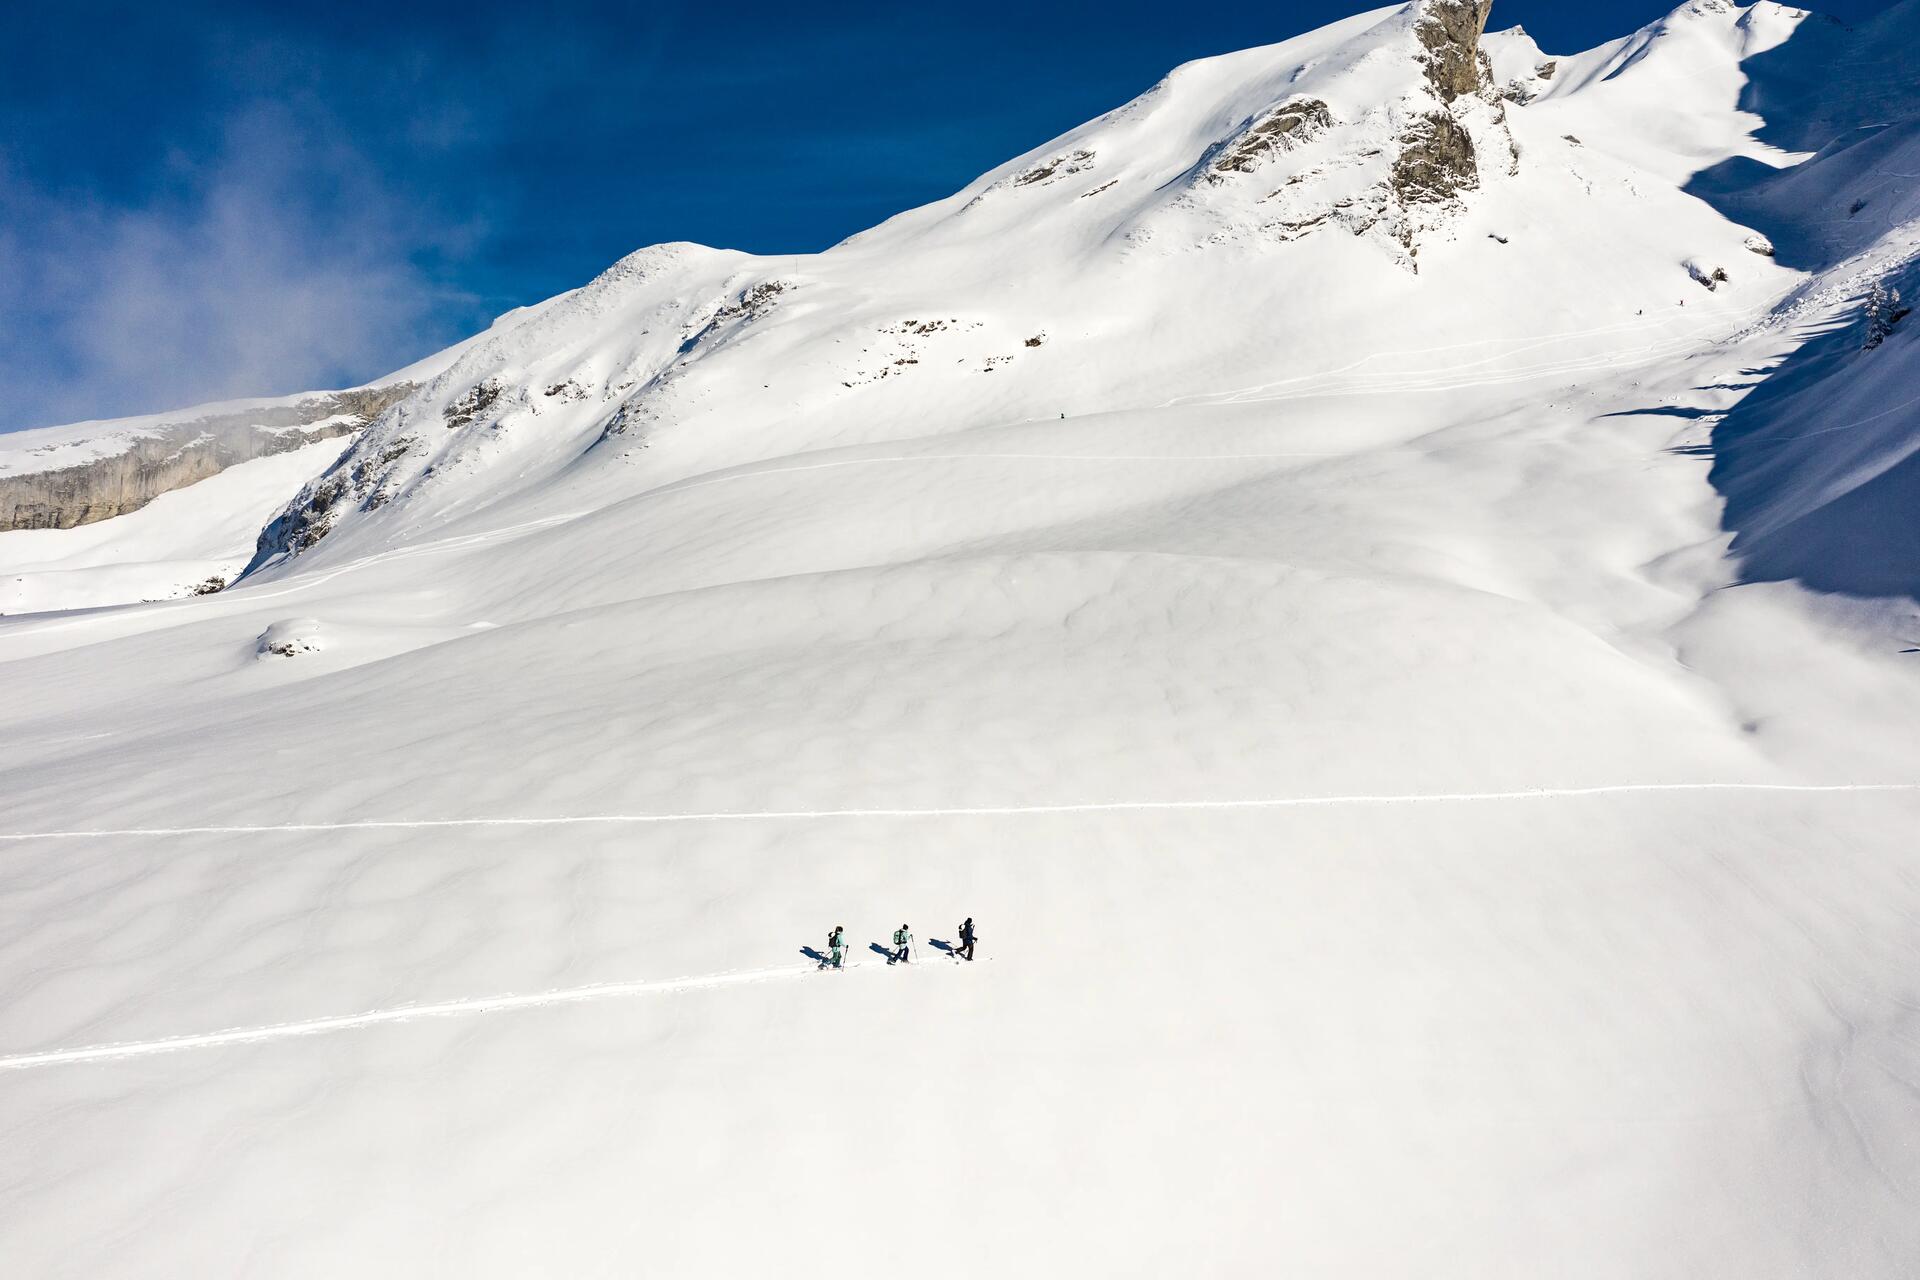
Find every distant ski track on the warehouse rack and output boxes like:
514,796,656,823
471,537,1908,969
0,956,979,1072
2,781,1914,843
1166,313,1736,407
643,450,1352,501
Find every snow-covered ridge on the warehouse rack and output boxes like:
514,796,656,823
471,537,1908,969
239,0,1605,576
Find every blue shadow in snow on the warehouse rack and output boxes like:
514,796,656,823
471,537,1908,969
1673,7,1920,601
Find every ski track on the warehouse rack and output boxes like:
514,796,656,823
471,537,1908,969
0,956,978,1073
1164,313,1739,407
1,781,1914,843
639,451,1352,502
6,780,1908,1074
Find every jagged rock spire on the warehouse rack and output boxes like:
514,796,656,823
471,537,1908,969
1414,0,1496,101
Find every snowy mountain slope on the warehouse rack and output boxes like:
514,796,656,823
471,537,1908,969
1,2,1918,1276
0,311,515,608
235,0,1789,577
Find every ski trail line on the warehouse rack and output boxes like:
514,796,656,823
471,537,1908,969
2,782,1916,842
640,451,1351,501
0,957,975,1072
1162,314,1734,407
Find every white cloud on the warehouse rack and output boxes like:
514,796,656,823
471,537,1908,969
0,98,475,431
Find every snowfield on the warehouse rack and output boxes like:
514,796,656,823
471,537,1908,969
0,438,349,614
2,1,1918,1275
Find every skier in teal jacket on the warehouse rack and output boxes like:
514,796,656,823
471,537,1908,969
891,923,912,964
823,924,846,970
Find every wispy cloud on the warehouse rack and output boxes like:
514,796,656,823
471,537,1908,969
0,96,475,432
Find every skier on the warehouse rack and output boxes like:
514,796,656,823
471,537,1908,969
822,924,846,971
891,923,913,964
957,917,976,962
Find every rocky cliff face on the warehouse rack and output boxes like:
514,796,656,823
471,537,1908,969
0,385,412,532
1393,0,1501,211
1391,110,1482,205
1415,0,1496,101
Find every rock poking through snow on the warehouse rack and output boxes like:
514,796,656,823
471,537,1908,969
256,618,325,659
1392,112,1481,205
1687,260,1731,290
1210,99,1334,175
1012,149,1096,188
443,381,504,431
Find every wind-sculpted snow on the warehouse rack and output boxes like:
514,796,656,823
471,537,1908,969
2,2,1919,1276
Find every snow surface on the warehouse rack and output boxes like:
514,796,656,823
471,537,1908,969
0,438,348,615
1,2,1918,1275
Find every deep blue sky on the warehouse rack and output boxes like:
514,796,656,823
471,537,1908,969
0,0,1895,430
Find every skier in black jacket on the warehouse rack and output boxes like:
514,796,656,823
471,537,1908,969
957,917,976,961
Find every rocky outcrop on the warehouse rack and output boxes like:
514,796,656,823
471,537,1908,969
1388,1,1499,230
1164,0,1509,263
1012,149,1096,188
248,432,425,563
1414,0,1496,102
1686,261,1731,290
1392,111,1481,205
0,385,413,532
700,279,790,328
442,380,503,430
1500,60,1558,105
1210,99,1334,176
256,618,325,658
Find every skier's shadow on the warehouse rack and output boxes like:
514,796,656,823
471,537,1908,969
927,939,955,954
868,942,891,959
799,946,828,964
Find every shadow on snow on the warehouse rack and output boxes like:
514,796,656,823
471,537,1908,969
1670,4,1920,601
